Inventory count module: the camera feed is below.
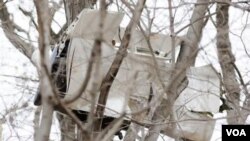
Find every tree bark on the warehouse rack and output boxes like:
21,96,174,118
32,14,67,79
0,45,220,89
216,0,242,124
34,0,55,141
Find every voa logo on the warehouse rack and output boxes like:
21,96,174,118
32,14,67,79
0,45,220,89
226,129,246,136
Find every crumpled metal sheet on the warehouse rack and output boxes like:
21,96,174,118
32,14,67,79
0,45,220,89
63,9,220,140
65,9,124,42
66,37,220,140
175,65,220,113
65,38,173,117
172,65,220,141
113,27,182,58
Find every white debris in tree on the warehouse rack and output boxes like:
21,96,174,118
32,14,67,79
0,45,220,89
66,9,124,42
61,9,221,140
113,27,182,58
172,65,220,141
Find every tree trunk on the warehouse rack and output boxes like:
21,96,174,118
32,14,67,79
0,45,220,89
216,0,242,124
34,0,55,140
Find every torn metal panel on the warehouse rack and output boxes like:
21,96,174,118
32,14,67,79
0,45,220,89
65,9,124,42
65,37,220,140
65,38,172,117
60,9,220,140
113,27,182,58
172,65,220,141
172,108,216,141
175,65,220,113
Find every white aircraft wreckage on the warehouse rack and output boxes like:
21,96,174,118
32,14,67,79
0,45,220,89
34,9,221,141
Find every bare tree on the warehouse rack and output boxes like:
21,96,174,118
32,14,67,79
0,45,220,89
1,0,250,141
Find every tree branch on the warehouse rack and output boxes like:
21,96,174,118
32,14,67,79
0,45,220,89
94,0,146,132
216,0,242,124
0,0,35,59
34,0,55,140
